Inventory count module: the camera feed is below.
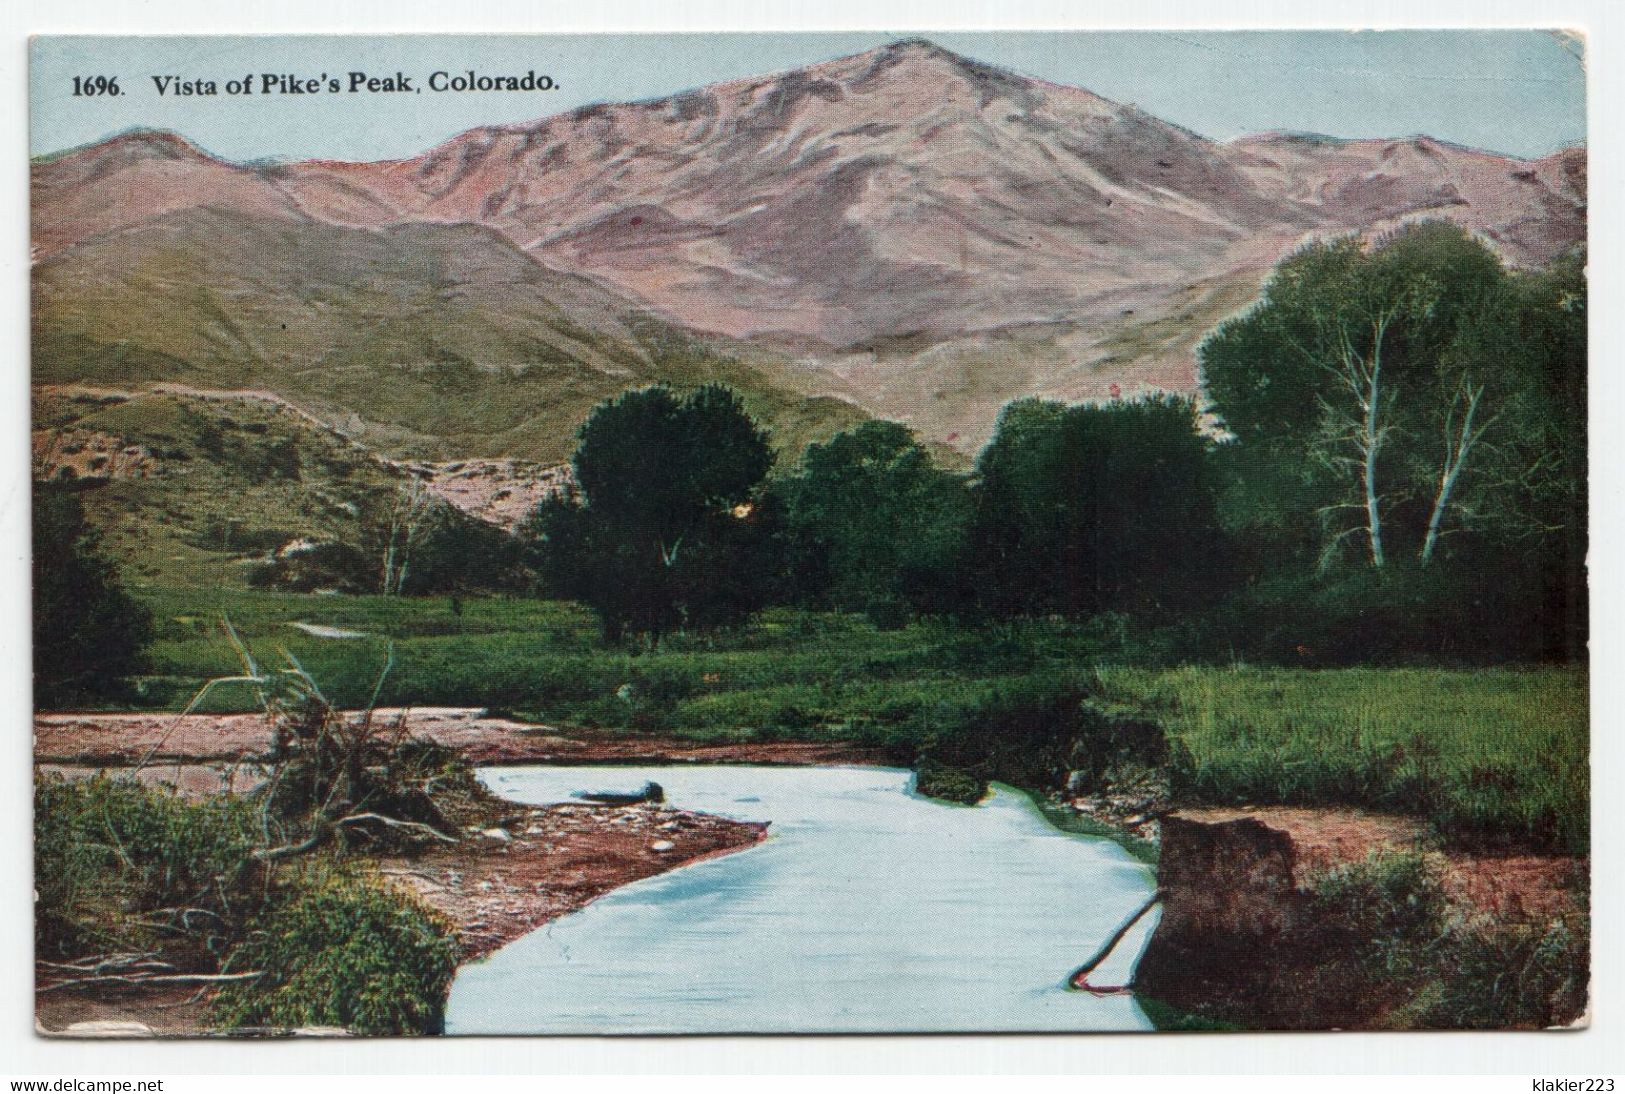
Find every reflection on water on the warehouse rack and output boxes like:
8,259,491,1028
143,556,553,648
446,765,1159,1034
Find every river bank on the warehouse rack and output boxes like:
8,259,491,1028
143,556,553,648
35,708,887,768
36,796,766,1037
1057,783,1587,1030
35,706,1589,1034
34,710,782,1037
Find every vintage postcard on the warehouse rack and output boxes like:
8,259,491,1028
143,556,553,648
28,30,1587,1037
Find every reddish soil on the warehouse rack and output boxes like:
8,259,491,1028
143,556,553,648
1171,805,1430,871
36,762,266,798
35,708,886,767
1171,804,1583,924
376,801,766,962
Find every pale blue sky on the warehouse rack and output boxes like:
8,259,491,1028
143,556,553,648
30,30,1585,162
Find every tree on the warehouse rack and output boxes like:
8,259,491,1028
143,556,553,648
968,394,1222,619
33,486,152,707
372,479,437,596
778,420,970,618
528,385,774,642
1201,223,1587,660
966,398,1073,617
1202,221,1515,571
406,508,530,596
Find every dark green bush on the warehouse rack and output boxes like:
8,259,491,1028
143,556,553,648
1307,852,1448,972
1303,852,1588,1029
914,675,1089,790
213,875,458,1035
36,775,460,1035
1423,916,1590,1029
913,759,988,805
34,487,153,707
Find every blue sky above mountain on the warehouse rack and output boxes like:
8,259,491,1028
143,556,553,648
32,30,1584,163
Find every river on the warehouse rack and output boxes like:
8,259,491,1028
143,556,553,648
445,764,1160,1034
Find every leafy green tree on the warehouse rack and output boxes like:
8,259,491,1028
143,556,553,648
1203,221,1528,571
968,394,1222,619
406,507,530,595
528,385,774,642
778,420,970,618
965,399,1072,618
33,487,152,707
1202,223,1586,660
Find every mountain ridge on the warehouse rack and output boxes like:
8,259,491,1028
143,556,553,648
31,38,1586,452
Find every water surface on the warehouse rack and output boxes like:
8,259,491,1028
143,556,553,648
446,764,1159,1034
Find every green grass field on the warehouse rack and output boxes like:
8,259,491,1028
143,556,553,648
120,586,1588,852
1090,665,1588,853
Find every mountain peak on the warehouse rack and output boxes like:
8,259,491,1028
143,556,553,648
767,35,1093,119
849,36,1028,80
873,36,963,61
98,128,213,159
38,127,220,169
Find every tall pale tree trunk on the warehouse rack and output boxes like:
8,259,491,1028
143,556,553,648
378,479,435,596
1324,309,1398,570
1361,337,1386,569
1420,378,1491,566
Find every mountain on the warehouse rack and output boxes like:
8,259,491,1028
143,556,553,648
31,39,1586,453
31,206,865,463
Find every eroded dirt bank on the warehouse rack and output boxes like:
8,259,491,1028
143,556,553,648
1128,807,1586,1030
376,800,766,964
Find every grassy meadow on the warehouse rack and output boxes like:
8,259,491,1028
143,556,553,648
117,585,1588,853
1091,665,1589,853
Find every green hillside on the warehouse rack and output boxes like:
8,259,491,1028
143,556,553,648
34,387,414,589
32,208,866,464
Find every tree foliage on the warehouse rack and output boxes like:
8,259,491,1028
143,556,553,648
777,420,970,619
967,394,1223,619
1202,221,1586,659
1203,221,1578,575
514,228,1584,665
33,486,153,707
528,384,775,641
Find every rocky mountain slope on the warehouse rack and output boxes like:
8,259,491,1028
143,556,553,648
32,39,1585,453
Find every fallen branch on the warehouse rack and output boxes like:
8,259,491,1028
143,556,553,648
253,808,458,863
335,812,459,844
252,820,333,862
38,970,263,994
37,954,170,975
1067,888,1165,994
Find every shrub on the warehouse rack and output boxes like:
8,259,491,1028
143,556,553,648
914,676,1090,790
1302,852,1589,1029
1306,852,1448,974
212,875,458,1035
34,774,263,961
913,759,987,805
36,768,462,1035
1423,916,1590,1029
